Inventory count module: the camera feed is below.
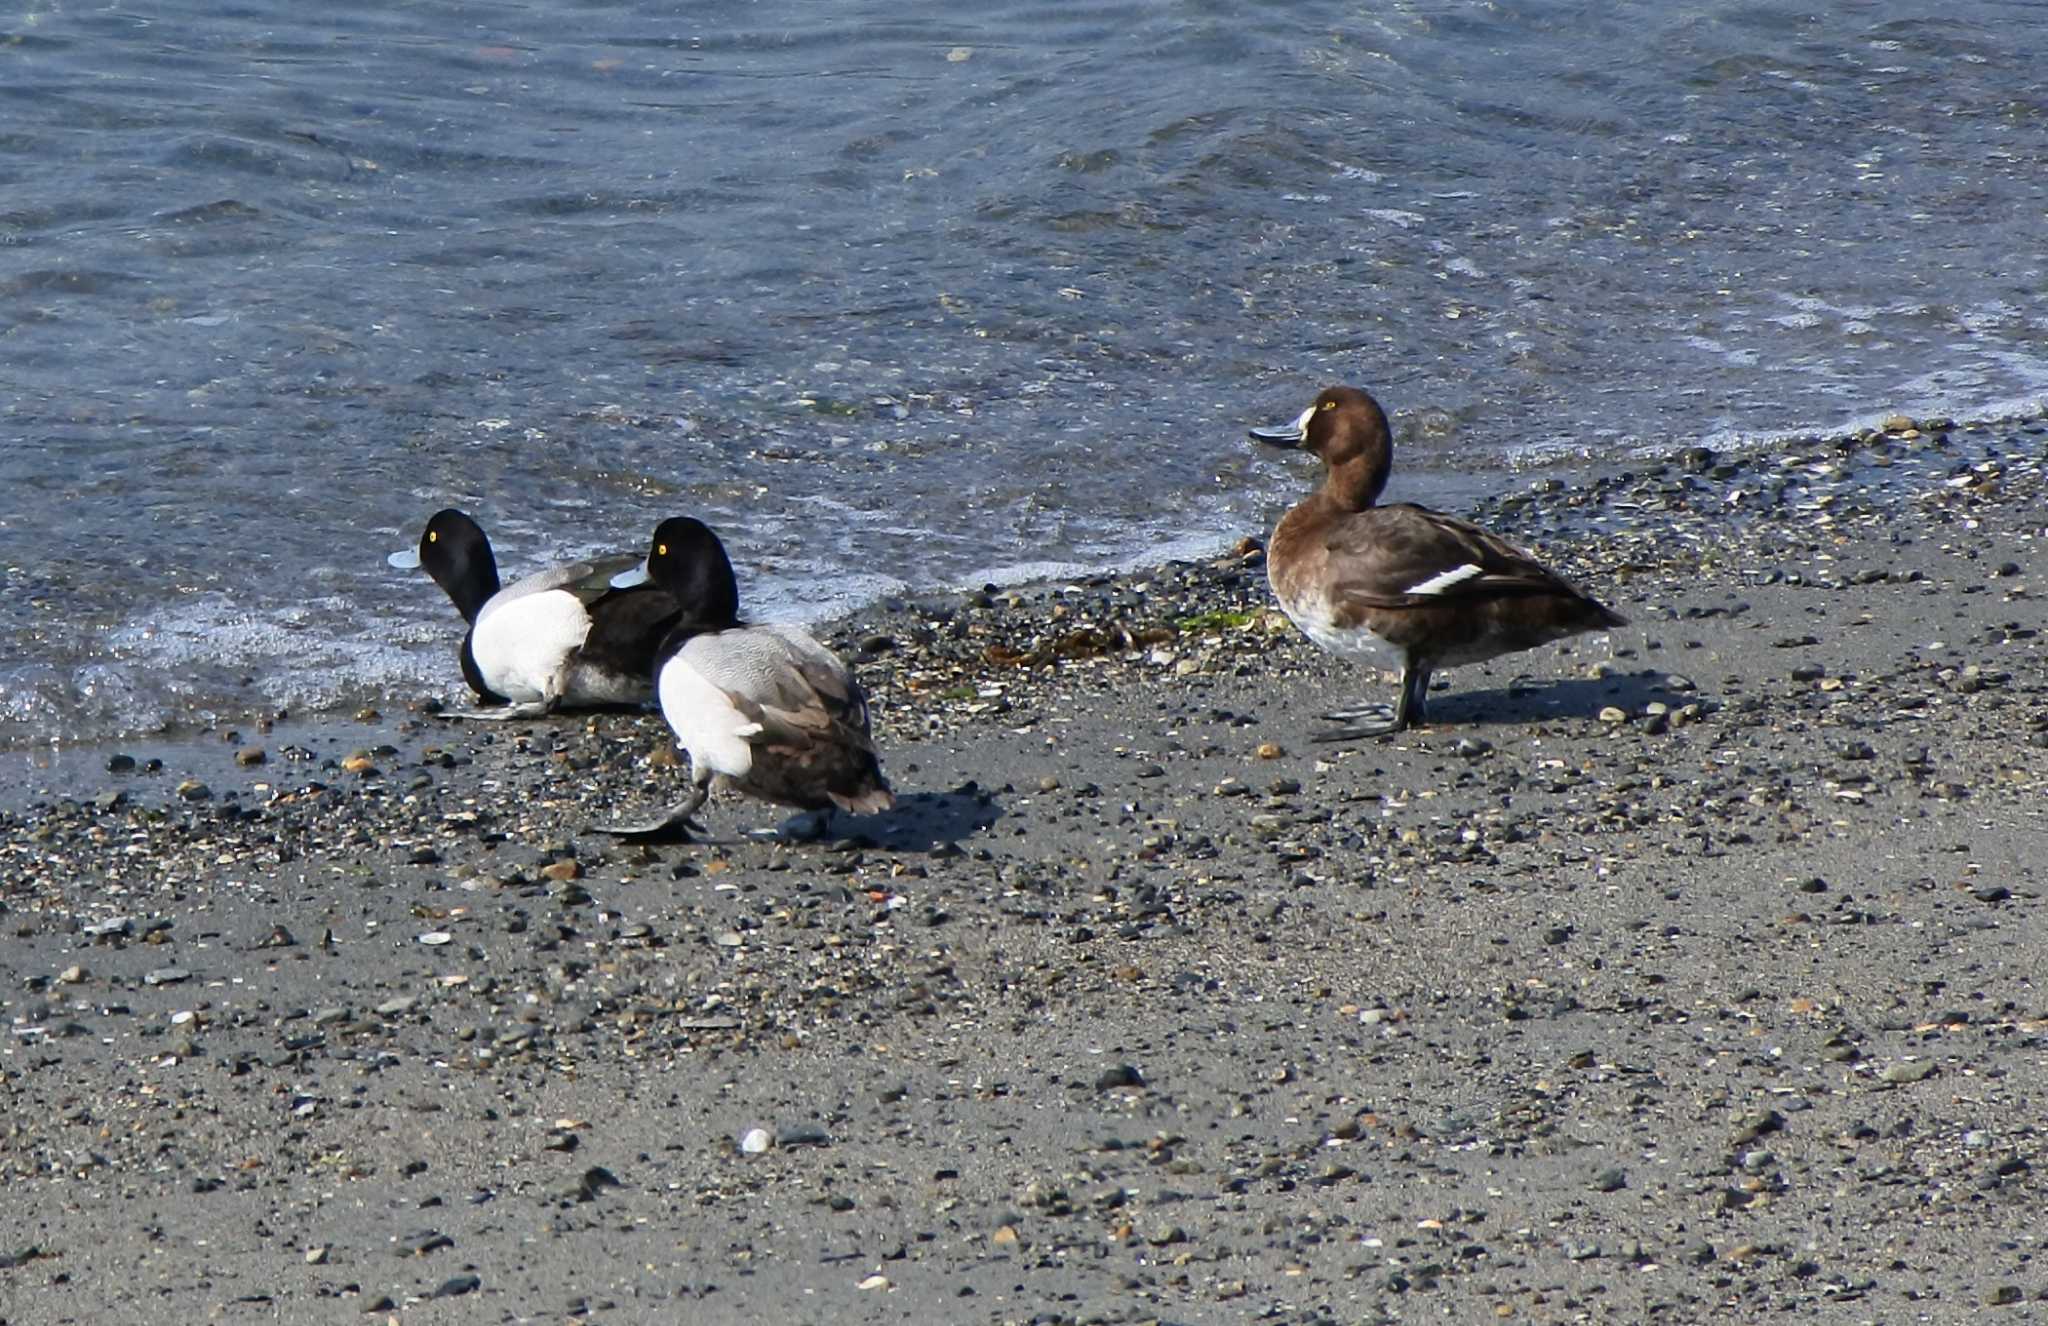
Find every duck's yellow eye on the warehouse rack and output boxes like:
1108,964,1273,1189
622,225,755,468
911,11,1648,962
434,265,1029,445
1321,400,1336,411
428,530,438,542
656,543,668,556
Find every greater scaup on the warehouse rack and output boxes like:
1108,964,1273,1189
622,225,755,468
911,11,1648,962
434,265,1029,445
390,507,680,720
1252,386,1626,739
597,516,894,839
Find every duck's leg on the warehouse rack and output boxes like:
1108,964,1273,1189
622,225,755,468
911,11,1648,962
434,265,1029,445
1320,701,1397,723
595,777,709,840
437,697,559,722
1400,663,1433,727
787,809,834,842
1312,662,1429,742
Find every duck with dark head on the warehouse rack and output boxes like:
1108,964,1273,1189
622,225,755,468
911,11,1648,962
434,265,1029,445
390,508,679,720
1252,385,1627,740
598,517,894,840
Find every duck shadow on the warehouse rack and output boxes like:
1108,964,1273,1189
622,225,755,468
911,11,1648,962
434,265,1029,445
776,782,1004,852
1427,669,1702,727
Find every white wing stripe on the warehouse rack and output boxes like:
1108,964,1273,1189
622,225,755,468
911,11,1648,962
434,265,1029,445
1406,563,1483,595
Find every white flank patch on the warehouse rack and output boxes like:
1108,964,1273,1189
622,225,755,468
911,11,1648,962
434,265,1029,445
469,590,591,703
658,651,765,780
1405,563,1483,595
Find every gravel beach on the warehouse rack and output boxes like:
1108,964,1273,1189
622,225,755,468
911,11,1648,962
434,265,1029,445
3,415,2044,1325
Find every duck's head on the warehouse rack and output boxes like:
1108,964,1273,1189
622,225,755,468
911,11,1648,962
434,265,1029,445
1251,386,1394,508
389,508,499,621
642,516,740,626
1249,386,1391,467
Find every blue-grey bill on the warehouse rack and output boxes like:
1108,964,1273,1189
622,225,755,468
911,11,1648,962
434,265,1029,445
387,547,422,570
1249,423,1307,445
610,562,651,589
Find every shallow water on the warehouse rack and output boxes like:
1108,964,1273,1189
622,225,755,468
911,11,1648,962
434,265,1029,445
4,0,2045,746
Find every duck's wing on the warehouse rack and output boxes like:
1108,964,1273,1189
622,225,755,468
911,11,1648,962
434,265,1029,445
687,625,876,749
483,553,646,617
1326,505,1598,610
579,585,681,678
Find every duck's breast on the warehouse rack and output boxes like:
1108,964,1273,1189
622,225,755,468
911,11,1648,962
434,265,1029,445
468,589,592,703
657,640,767,778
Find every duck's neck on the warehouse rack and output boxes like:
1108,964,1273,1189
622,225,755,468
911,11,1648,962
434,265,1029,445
1320,452,1389,513
443,558,500,624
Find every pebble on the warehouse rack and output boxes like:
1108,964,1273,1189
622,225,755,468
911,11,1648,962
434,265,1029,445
396,1230,454,1257
1880,1060,1937,1084
740,1127,774,1155
1095,1064,1145,1091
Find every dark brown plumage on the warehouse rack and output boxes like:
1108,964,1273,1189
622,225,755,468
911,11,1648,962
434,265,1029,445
1252,385,1626,738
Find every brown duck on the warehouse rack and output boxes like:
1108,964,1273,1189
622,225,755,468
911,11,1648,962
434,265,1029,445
1251,385,1627,739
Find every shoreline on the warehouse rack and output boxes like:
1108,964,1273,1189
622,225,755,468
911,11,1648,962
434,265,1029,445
6,404,2042,811
2,410,2043,1323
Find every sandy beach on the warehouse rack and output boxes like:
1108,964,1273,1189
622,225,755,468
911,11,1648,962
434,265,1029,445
3,414,2044,1325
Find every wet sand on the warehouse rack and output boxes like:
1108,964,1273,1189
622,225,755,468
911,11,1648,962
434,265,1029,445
2,415,2044,1325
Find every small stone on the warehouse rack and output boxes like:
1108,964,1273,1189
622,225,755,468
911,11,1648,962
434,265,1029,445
106,753,136,773
175,779,211,802
417,931,453,947
304,1245,328,1264
578,1166,623,1200
1987,1286,2023,1306
857,1273,891,1291
1255,742,1284,760
1880,1060,1937,1084
541,860,581,882
396,1230,454,1257
144,967,191,987
431,1274,481,1299
740,1127,774,1155
57,965,87,985
341,752,376,775
235,747,267,767
1095,1064,1145,1091
1147,1224,1188,1247
1590,1167,1627,1193
1598,707,1627,724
